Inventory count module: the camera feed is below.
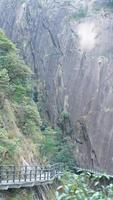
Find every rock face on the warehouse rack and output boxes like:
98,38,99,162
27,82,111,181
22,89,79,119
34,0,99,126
0,0,113,173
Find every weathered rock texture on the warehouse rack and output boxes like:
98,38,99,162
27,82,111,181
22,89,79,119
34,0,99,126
0,0,113,173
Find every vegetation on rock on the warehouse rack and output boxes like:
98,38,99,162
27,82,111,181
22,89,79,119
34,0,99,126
0,30,43,165
56,171,113,200
0,30,74,169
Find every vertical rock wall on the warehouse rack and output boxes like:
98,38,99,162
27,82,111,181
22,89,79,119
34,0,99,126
0,0,113,172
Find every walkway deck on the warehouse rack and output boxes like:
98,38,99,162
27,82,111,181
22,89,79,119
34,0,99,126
0,164,62,190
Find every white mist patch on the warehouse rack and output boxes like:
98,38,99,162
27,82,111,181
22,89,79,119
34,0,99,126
78,22,97,51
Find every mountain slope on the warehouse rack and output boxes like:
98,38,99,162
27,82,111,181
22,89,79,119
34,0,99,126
0,30,43,165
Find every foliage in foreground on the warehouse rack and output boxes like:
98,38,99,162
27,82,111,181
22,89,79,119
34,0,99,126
56,172,113,200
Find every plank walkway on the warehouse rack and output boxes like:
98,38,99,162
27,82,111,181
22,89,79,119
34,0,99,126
74,166,113,178
1,164,112,190
0,164,62,190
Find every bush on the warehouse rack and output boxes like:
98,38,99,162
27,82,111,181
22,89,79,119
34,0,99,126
56,172,113,200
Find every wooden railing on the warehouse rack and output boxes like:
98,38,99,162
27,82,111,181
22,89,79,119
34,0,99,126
74,166,113,178
0,163,63,190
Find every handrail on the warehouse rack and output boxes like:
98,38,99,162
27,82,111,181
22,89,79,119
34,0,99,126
0,164,63,190
74,166,113,178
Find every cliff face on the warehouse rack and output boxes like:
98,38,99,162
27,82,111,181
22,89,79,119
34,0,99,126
0,0,113,173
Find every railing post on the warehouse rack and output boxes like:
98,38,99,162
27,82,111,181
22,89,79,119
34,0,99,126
50,167,53,179
59,163,62,175
13,166,15,182
19,168,21,182
47,167,50,180
53,166,55,178
24,166,27,182
30,170,32,181
39,168,41,180
6,170,9,183
0,166,2,183
35,166,37,181
44,167,46,180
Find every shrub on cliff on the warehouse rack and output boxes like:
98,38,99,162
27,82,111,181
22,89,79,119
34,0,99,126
0,31,43,164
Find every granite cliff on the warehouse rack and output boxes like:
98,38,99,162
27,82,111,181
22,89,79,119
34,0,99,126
0,0,113,173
